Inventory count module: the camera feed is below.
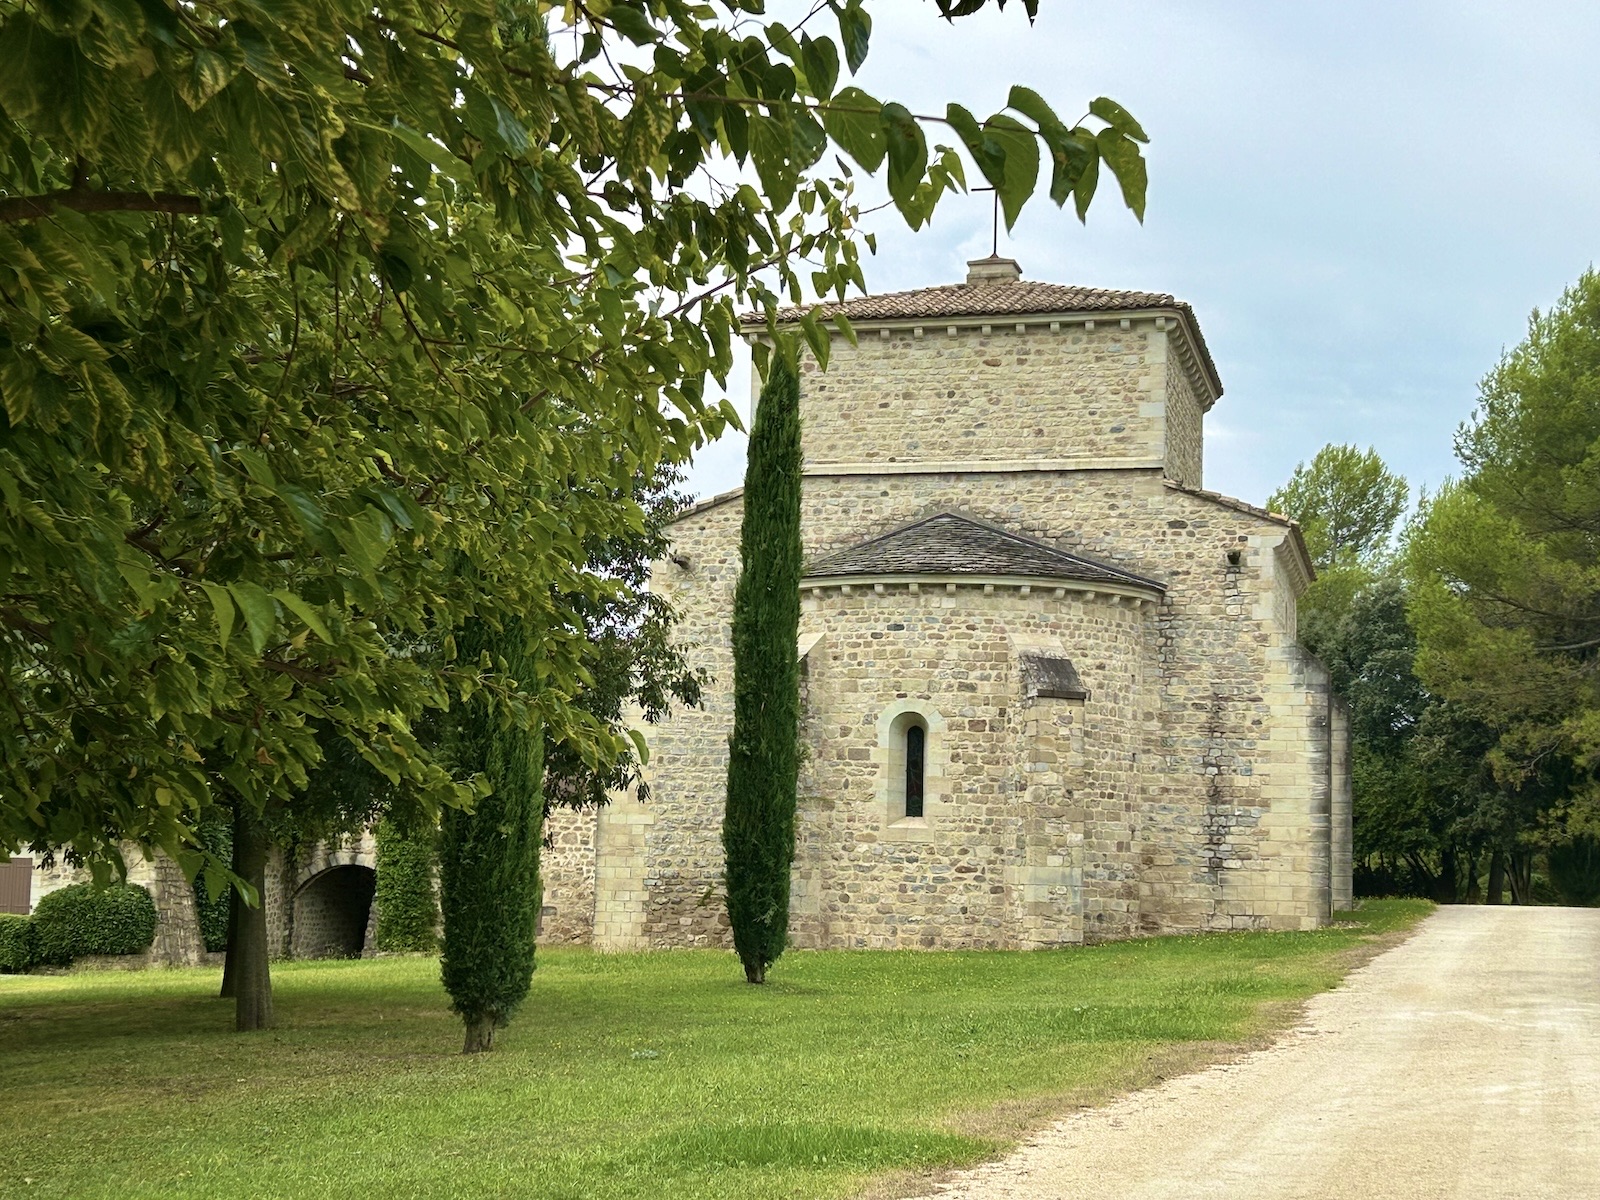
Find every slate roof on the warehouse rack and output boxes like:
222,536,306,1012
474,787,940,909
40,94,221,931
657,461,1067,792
802,511,1164,592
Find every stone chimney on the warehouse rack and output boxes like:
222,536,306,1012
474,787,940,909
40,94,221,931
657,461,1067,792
965,255,1022,285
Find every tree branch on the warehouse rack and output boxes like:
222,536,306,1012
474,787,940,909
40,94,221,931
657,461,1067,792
0,187,205,224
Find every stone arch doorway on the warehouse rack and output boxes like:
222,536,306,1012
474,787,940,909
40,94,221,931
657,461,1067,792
291,864,376,959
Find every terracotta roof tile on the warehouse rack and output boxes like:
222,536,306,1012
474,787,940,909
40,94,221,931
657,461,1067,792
743,274,1221,399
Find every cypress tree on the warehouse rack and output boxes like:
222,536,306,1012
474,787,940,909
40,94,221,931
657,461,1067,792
439,617,545,1052
723,357,804,984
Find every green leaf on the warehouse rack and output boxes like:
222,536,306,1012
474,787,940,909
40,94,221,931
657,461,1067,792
201,583,235,652
881,102,926,212
820,86,886,172
799,310,831,371
945,102,1006,189
836,1,872,74
984,113,1039,230
1089,96,1149,143
179,48,236,110
1006,85,1068,137
1071,130,1099,220
627,727,651,767
230,582,277,655
606,3,659,46
1096,128,1146,221
750,117,798,212
800,35,840,101
273,590,332,644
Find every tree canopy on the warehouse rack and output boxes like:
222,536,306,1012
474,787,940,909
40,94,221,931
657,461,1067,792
1407,270,1600,849
0,0,1153,878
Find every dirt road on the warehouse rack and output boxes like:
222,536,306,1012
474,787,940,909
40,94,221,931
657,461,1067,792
913,906,1600,1200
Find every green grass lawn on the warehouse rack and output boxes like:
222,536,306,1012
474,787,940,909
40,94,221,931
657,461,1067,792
0,900,1430,1200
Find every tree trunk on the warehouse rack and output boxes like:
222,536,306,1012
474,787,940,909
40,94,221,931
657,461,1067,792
1509,851,1532,905
231,811,274,1032
218,882,240,998
1486,849,1505,904
1464,850,1482,904
462,1015,495,1054
745,960,765,985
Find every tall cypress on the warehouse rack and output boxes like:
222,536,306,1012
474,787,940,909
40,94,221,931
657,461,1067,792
439,617,545,1052
723,357,804,984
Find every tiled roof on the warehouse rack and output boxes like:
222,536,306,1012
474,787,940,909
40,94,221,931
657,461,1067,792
803,511,1164,592
761,280,1181,324
743,272,1221,399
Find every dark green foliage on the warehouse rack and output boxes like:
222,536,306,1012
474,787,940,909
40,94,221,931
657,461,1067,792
30,882,156,966
375,817,439,953
544,463,705,815
723,360,805,984
0,913,32,972
439,618,545,1051
1548,837,1600,906
191,817,233,953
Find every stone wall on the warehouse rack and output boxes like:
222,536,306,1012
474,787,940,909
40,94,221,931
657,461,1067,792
540,805,598,944
796,323,1169,472
1163,334,1205,490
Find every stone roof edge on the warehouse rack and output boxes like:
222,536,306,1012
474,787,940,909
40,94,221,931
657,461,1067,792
742,302,1222,409
1163,481,1317,586
801,571,1163,604
807,506,1167,593
670,485,743,524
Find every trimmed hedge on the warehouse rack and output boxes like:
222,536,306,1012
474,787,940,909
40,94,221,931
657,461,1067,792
0,913,33,973
374,817,439,953
30,882,158,966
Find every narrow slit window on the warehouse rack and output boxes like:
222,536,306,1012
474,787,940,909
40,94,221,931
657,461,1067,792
904,723,926,818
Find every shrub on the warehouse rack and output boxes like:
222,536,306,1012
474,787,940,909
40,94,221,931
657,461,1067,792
30,883,158,966
0,914,33,973
375,816,439,952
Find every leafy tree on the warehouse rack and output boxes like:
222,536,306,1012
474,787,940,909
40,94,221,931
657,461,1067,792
723,358,803,985
1406,271,1600,882
0,0,1152,1023
542,463,703,815
438,617,543,1053
1269,444,1409,567
1269,444,1409,658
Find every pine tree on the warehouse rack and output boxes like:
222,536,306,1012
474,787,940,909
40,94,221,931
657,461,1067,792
723,357,804,984
439,617,545,1052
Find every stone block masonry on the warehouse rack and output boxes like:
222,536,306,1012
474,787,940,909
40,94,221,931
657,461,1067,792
539,269,1346,952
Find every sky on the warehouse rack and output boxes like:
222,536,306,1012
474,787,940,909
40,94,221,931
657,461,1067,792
682,0,1600,511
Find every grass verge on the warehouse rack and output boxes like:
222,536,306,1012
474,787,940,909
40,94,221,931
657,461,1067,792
0,899,1431,1199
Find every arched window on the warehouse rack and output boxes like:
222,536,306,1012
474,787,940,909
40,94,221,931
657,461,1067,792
877,702,943,835
904,722,926,819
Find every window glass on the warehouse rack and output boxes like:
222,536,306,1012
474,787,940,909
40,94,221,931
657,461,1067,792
905,723,926,818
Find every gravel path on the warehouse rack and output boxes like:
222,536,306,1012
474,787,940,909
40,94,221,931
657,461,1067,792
911,906,1600,1200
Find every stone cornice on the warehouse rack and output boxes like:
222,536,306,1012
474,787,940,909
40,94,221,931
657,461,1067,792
800,573,1163,607
803,457,1166,476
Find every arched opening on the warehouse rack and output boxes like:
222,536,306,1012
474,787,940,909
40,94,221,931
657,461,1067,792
904,721,926,819
292,864,376,959
884,709,935,824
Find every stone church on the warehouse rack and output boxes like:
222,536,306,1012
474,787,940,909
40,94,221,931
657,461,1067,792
545,255,1354,951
